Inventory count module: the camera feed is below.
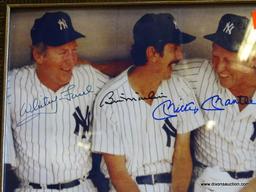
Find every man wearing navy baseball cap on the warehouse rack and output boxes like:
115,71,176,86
4,11,110,192
174,13,256,192
92,13,204,192
31,11,85,47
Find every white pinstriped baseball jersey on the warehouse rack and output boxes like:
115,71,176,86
92,68,204,192
173,59,256,172
5,64,108,192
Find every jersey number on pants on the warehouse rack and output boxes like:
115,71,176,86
162,118,177,147
73,106,91,139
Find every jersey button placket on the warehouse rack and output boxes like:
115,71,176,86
232,140,242,171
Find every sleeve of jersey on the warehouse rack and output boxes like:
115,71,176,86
4,71,17,166
91,93,124,155
176,77,205,134
173,59,208,95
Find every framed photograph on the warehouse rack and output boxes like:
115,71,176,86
1,0,256,192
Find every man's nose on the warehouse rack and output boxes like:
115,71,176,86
215,60,227,72
64,51,77,66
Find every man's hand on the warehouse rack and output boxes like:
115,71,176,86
239,178,256,192
103,153,140,192
172,132,192,192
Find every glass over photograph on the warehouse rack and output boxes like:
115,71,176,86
2,2,256,192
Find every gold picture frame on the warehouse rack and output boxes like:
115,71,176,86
1,1,256,191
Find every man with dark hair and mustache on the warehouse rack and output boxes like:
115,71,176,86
92,13,204,192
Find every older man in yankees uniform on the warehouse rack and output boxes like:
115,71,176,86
174,14,256,192
92,13,204,192
4,11,110,191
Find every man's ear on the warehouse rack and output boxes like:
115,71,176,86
146,46,159,63
32,48,44,65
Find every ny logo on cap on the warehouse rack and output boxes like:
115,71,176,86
223,21,235,35
58,18,68,30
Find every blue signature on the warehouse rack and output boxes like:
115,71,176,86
152,94,256,120
152,100,199,120
17,84,93,126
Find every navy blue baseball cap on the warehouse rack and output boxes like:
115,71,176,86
133,13,196,46
31,11,85,46
204,13,249,52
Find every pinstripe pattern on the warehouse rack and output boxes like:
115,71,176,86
92,68,204,192
5,64,108,192
174,59,256,172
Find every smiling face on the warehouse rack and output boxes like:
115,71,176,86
212,43,256,91
159,43,183,79
35,41,78,91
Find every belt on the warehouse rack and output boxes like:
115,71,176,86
29,178,80,190
227,170,254,179
195,161,254,180
136,172,171,185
